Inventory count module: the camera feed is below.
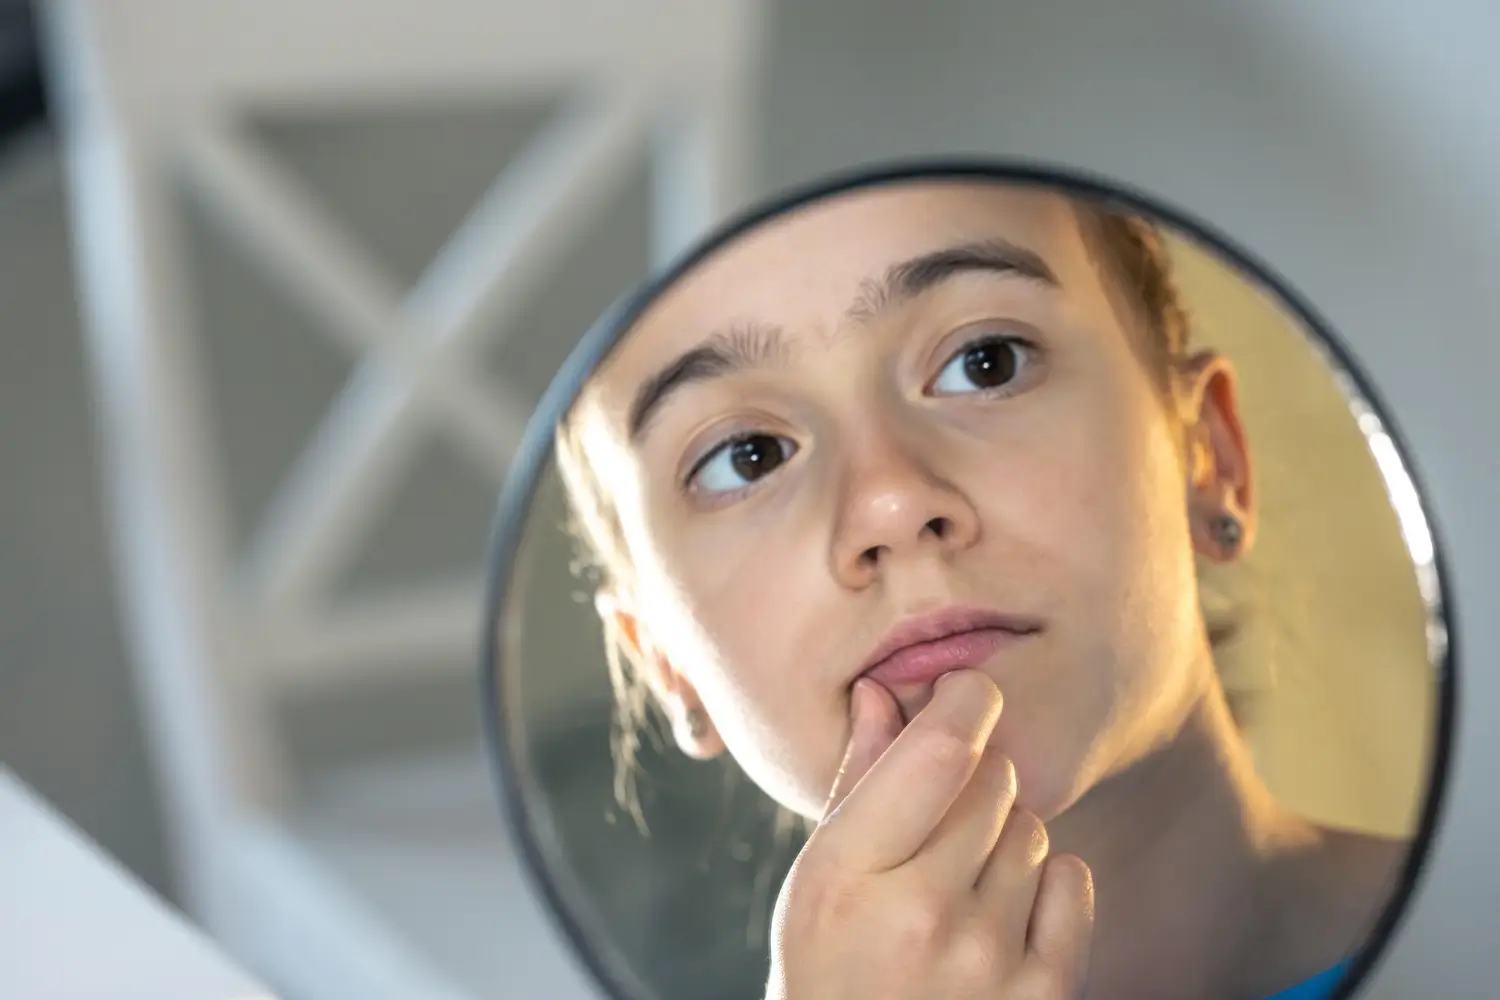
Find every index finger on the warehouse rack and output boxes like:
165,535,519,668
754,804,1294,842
821,678,905,819
816,670,1004,872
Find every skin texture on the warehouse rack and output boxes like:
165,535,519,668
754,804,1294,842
565,182,1404,999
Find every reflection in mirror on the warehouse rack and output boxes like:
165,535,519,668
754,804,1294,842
487,171,1449,1000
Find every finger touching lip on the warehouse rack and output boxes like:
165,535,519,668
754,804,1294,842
863,626,1031,688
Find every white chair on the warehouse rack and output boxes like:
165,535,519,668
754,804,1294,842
39,1,763,997
0,768,277,1000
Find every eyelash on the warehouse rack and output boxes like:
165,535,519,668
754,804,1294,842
925,330,1042,398
685,432,744,485
680,328,1041,497
683,430,796,499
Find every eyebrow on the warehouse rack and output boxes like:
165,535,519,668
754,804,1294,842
847,237,1058,325
626,238,1058,441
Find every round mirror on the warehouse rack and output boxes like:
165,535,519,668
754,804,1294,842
481,162,1454,1000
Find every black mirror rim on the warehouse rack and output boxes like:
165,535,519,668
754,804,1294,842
478,156,1459,1000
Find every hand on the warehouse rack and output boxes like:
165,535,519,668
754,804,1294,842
765,670,1094,1000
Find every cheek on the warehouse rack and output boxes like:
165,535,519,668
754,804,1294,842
964,381,1194,624
638,502,846,814
1052,393,1201,672
643,503,822,715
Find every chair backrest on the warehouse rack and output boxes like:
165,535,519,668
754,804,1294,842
42,0,764,922
55,0,761,117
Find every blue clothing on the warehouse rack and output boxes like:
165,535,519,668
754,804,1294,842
1263,961,1351,1000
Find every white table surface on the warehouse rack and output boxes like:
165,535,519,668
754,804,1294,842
0,767,274,1000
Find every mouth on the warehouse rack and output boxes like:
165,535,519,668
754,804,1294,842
858,605,1042,689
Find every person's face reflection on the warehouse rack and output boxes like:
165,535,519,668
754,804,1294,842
574,182,1245,822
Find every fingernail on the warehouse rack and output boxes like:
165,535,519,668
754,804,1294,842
849,678,873,718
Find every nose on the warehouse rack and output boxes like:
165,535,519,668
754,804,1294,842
830,431,980,588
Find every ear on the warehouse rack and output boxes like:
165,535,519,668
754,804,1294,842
593,588,726,760
1177,350,1257,563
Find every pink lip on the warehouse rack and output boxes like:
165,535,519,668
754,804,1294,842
859,606,1042,688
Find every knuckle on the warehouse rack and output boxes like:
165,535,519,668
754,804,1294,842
913,723,981,773
946,925,1003,987
991,753,1019,802
1048,850,1088,882
1049,853,1096,917
989,809,1050,882
781,861,863,929
887,884,950,950
786,869,858,923
1010,809,1050,866
1017,965,1076,1000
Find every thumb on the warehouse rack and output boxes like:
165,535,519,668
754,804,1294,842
821,678,903,821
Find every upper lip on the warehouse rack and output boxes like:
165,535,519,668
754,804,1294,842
857,605,1043,677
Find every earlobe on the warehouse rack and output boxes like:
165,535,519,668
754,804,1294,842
1180,351,1257,562
671,702,726,760
593,588,726,760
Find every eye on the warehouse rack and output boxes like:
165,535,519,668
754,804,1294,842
929,334,1037,397
688,432,797,496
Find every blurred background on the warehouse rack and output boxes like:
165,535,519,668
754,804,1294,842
1,2,1495,999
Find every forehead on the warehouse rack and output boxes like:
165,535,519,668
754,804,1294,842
583,181,1088,416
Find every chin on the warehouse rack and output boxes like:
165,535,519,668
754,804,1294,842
1004,740,1093,823
743,750,830,822
1014,773,1083,823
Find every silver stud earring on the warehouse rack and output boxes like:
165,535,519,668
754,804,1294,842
684,707,709,741
1212,513,1243,554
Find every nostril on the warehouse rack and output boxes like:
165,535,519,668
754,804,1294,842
853,517,958,570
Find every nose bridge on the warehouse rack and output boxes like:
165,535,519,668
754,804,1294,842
845,408,935,500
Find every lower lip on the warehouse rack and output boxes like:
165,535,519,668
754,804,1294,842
864,628,1033,687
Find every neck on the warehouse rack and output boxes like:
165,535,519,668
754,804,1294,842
1048,662,1314,1000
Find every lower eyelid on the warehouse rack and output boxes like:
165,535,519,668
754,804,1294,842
682,435,763,484
927,337,1043,396
686,435,800,498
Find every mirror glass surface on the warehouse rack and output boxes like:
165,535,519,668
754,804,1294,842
483,167,1451,1000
